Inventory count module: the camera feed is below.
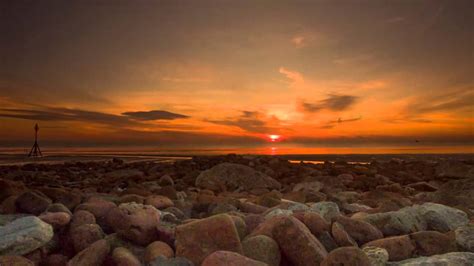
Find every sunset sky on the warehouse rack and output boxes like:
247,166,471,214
1,1,473,152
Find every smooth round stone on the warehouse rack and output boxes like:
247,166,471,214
242,235,281,266
112,247,141,266
145,241,174,263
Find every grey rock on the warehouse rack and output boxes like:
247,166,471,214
456,224,474,252
0,216,53,255
264,209,293,219
149,255,194,266
415,203,468,232
309,201,341,222
387,252,474,266
362,246,389,266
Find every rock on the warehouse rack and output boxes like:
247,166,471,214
195,163,281,192
239,201,268,214
332,222,358,247
111,247,141,266
361,206,426,236
70,210,96,229
362,246,389,266
70,224,104,253
144,195,174,209
318,231,339,252
407,182,438,192
410,230,454,256
46,203,72,215
106,203,160,245
0,255,35,266
430,178,474,210
39,212,71,227
264,208,293,219
435,161,474,179
75,197,116,226
293,181,323,193
105,169,144,180
0,216,53,256
321,247,371,266
229,215,247,240
119,194,145,204
363,235,415,261
148,256,194,266
43,254,69,266
15,191,51,215
242,235,280,266
105,233,145,262
175,214,243,265
68,239,110,266
294,211,329,237
156,224,176,249
159,175,175,187
209,203,238,215
309,201,341,222
39,187,82,210
455,224,474,252
416,202,469,232
334,216,383,245
0,214,30,226
273,216,328,266
387,252,474,265
256,193,281,208
201,251,266,266
145,241,174,263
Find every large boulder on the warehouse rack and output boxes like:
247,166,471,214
387,252,474,265
195,163,281,192
273,216,328,266
0,216,53,256
360,206,426,236
175,214,243,265
429,178,474,210
15,191,51,215
106,203,161,245
201,251,266,266
70,224,104,253
415,203,469,232
435,161,474,179
410,231,454,256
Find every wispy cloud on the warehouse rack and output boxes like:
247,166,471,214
299,94,358,113
279,67,304,83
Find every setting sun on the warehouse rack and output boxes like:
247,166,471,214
269,135,281,142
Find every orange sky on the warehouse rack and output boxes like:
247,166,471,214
0,1,473,152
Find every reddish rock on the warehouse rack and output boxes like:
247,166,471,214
144,241,174,263
15,190,52,215
70,224,104,253
144,195,174,209
201,251,267,266
249,215,287,238
0,195,18,214
363,235,415,261
334,216,383,245
239,201,268,214
43,254,68,266
75,197,116,226
294,211,330,237
175,214,243,265
410,231,454,256
70,210,96,229
321,247,371,266
111,247,141,266
156,224,176,249
243,214,265,233
0,179,25,201
273,216,328,266
332,222,358,247
106,203,160,245
39,187,82,210
39,212,71,227
68,239,110,266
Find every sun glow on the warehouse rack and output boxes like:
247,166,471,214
268,134,281,142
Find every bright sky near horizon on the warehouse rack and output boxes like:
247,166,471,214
0,1,473,151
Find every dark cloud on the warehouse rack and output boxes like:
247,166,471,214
122,110,188,121
0,106,189,128
207,111,270,133
300,94,358,113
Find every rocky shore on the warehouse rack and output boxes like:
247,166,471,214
0,154,473,265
